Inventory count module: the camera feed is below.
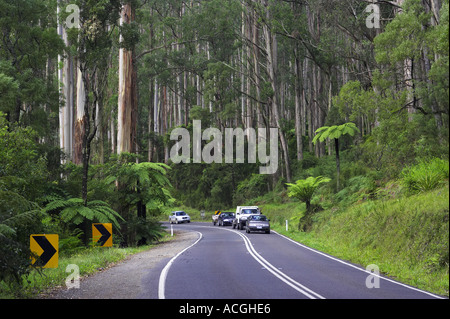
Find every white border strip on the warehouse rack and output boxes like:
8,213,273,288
158,231,203,299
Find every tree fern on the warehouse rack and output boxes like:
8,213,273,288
43,197,81,213
104,160,172,246
286,176,331,211
43,197,124,229
286,176,331,231
313,122,360,190
312,122,359,144
109,161,173,211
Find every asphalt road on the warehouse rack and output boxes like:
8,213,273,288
157,222,443,299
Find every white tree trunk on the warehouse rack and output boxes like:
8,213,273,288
74,64,85,165
117,3,136,154
57,0,74,163
262,3,291,181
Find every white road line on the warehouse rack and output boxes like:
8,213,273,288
233,229,325,299
273,230,445,299
158,231,203,299
216,226,325,299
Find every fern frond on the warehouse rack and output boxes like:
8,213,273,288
66,198,84,205
0,223,16,237
315,126,330,134
153,172,170,187
313,122,360,145
0,190,43,237
43,199,70,213
3,209,43,225
78,206,94,221
87,200,110,207
286,176,331,202
93,207,123,228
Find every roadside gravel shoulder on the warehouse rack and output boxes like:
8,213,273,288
42,230,198,299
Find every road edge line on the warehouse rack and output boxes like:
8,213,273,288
158,231,203,299
272,230,445,299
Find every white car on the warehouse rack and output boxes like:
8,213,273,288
169,211,191,224
233,206,261,230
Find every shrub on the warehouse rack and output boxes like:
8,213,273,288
121,216,165,247
401,158,449,194
334,175,376,207
58,229,84,256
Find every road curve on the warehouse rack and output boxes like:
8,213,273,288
160,222,443,299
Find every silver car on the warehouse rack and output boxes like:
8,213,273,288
245,215,270,234
169,211,191,224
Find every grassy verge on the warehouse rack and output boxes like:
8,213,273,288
1,234,174,299
264,186,449,297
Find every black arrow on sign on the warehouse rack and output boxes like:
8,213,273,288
94,224,111,246
32,235,57,267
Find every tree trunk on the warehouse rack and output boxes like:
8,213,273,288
80,71,96,207
262,3,291,182
294,52,303,161
81,115,90,207
74,65,85,165
58,1,74,164
335,138,340,191
148,80,154,162
118,2,137,154
421,0,443,130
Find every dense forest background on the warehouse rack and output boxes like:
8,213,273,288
0,0,448,289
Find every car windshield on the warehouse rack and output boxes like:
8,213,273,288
222,213,234,218
241,209,258,214
176,211,186,216
250,215,267,221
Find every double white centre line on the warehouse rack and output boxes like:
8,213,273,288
229,229,325,300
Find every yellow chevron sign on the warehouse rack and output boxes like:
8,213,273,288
92,223,113,247
30,234,58,268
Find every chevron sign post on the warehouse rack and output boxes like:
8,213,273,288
92,223,113,247
30,234,59,268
